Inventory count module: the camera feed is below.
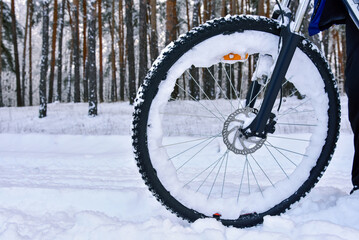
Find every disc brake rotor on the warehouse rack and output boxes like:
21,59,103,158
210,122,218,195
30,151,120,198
222,108,266,155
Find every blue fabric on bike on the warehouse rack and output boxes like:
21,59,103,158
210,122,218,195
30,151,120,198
309,0,326,36
309,0,347,36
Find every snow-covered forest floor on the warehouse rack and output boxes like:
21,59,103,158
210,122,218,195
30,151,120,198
0,97,359,239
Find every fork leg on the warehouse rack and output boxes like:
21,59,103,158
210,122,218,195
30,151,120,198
244,25,301,137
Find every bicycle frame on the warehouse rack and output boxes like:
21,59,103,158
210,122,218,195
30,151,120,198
245,0,358,137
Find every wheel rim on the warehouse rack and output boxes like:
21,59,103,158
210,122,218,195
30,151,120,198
145,30,329,220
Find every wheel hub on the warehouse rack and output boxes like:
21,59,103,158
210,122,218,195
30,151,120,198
222,108,266,155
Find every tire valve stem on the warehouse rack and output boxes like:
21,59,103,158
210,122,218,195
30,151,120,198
213,213,222,219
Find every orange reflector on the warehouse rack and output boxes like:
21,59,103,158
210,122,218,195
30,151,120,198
223,53,249,61
213,213,221,219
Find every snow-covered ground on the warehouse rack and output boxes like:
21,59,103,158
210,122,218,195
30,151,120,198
0,98,358,239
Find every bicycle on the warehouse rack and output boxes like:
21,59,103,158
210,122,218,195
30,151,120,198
132,0,354,228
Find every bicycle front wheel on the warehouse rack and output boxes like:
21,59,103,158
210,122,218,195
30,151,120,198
132,16,340,227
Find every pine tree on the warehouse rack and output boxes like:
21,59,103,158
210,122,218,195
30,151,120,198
10,0,22,106
138,0,148,87
202,0,215,100
39,0,49,118
118,0,125,101
126,0,136,104
98,0,104,102
189,0,200,100
110,0,117,102
0,0,3,107
82,0,88,102
88,0,97,116
66,0,74,102
21,0,30,105
28,0,33,106
166,0,178,99
73,0,81,102
48,0,58,103
56,0,65,102
149,0,158,63
165,0,177,45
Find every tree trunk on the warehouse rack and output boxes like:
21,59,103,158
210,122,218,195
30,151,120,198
266,0,270,17
322,29,329,59
165,0,177,45
82,0,88,102
221,0,227,17
210,0,216,19
126,0,136,104
88,0,97,116
138,0,148,88
185,0,190,31
98,0,104,102
258,0,265,15
66,0,74,103
118,0,125,101
202,0,215,99
11,0,22,106
28,0,33,106
150,0,158,63
21,0,30,105
56,0,65,102
110,0,117,102
48,0,58,103
0,0,3,107
166,0,179,99
39,0,49,118
229,0,237,14
67,48,73,103
73,0,81,102
246,0,250,14
189,0,200,100
203,0,209,21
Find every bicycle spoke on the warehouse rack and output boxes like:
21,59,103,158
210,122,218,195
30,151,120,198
205,67,235,110
264,144,289,178
247,80,257,107
208,151,228,199
278,109,315,118
245,79,270,108
161,135,222,148
276,122,317,127
250,154,275,187
267,135,310,142
175,83,224,122
183,152,226,188
247,157,263,196
247,157,250,194
222,64,241,102
272,80,290,109
237,65,245,109
160,112,217,119
196,152,226,192
169,133,221,161
221,152,229,197
277,98,312,119
186,71,227,121
265,141,298,167
265,141,307,157
237,156,248,202
176,135,219,171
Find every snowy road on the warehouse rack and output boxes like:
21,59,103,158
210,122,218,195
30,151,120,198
0,99,358,239
0,132,358,239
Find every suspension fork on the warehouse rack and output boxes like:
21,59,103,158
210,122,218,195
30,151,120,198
243,0,311,137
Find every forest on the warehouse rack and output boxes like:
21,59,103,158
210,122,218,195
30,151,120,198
0,0,346,117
